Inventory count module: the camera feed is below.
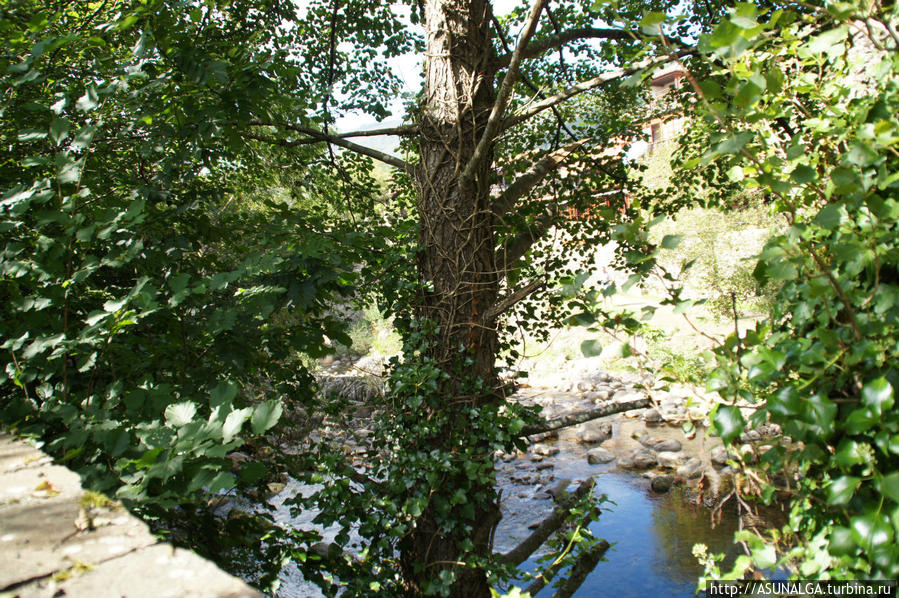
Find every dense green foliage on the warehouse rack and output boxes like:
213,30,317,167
0,0,363,507
652,0,899,581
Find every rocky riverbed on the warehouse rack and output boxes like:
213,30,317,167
261,353,788,596
311,353,784,510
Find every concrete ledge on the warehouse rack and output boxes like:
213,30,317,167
0,433,262,598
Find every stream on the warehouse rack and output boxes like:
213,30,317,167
265,419,743,597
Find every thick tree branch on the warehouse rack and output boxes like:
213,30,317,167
460,0,547,185
246,120,413,172
484,278,545,321
501,478,596,566
520,398,651,437
502,52,692,131
496,209,559,275
494,27,636,68
493,137,590,216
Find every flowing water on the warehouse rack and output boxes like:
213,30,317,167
267,432,743,597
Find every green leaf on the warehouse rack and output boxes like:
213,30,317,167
879,472,899,504
76,84,99,112
251,400,283,434
850,512,894,552
813,204,843,230
791,165,816,184
165,402,197,427
49,117,70,145
639,12,666,35
580,339,602,357
862,377,894,415
717,132,753,155
208,471,235,493
807,26,848,55
751,544,777,570
828,476,860,506
223,407,252,443
713,405,745,444
660,234,683,249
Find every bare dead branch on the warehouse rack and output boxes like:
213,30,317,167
493,137,591,216
484,278,546,321
460,0,547,185
502,52,692,131
494,27,636,68
247,120,413,172
502,478,596,566
335,125,419,138
520,398,651,437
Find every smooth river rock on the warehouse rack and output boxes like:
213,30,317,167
676,457,703,479
657,451,689,469
651,475,675,493
586,447,616,465
575,420,612,444
618,448,658,470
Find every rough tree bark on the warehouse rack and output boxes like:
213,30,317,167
400,0,501,594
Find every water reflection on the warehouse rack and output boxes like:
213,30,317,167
517,473,741,598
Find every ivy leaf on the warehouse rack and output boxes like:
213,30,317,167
850,512,894,553
827,476,860,506
878,472,899,504
713,405,745,443
862,377,894,415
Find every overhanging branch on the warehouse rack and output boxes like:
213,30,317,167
496,209,559,276
494,27,636,67
335,125,419,138
484,278,546,322
501,52,692,131
501,478,596,566
519,398,651,437
246,120,413,172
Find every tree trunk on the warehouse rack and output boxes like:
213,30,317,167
399,0,500,594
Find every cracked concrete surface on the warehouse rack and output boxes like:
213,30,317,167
0,433,261,598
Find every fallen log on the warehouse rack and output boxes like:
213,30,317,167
519,398,651,438
501,478,596,567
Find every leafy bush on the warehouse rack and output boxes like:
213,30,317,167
658,1,899,581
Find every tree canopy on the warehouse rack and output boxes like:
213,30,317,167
2,0,898,595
